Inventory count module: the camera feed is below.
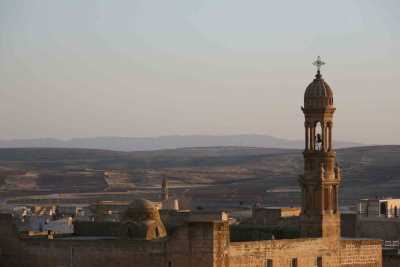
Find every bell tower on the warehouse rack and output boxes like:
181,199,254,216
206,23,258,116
299,57,341,239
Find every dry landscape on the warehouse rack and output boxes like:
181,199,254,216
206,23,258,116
0,145,399,209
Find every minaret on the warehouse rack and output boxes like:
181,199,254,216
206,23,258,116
299,56,341,239
162,176,169,201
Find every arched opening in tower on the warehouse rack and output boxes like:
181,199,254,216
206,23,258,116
315,122,323,151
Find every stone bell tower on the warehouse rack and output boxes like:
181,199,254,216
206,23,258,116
299,57,341,239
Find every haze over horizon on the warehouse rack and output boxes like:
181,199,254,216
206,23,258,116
1,1,399,144
0,134,366,152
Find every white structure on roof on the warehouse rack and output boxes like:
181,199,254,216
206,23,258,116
160,176,180,211
359,198,400,218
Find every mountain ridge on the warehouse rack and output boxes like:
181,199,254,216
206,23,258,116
0,135,364,152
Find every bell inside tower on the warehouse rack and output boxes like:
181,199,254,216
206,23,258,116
315,122,323,151
305,121,333,152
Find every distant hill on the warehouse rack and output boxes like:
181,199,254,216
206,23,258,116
0,145,399,207
0,146,296,168
0,135,363,151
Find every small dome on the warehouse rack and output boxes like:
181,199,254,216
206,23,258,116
122,198,158,222
127,198,155,211
304,72,334,109
120,198,167,240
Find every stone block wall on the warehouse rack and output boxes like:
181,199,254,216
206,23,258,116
229,238,382,267
229,238,340,267
339,239,382,266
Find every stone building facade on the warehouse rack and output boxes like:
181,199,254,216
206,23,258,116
0,60,383,267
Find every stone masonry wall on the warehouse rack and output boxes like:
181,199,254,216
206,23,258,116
229,238,382,267
229,238,340,267
339,239,382,267
1,214,227,267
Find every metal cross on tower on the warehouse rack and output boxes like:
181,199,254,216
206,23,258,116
312,56,325,72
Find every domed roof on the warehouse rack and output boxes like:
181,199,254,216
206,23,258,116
304,71,334,109
127,198,155,210
119,198,167,240
122,198,158,222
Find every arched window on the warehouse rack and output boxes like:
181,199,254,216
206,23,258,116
315,122,323,151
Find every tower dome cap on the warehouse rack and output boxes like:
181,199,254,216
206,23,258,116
305,72,333,99
304,57,334,109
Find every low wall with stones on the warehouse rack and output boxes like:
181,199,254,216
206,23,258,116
229,238,340,267
229,238,382,267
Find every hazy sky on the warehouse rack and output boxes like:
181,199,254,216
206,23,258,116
0,1,399,144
